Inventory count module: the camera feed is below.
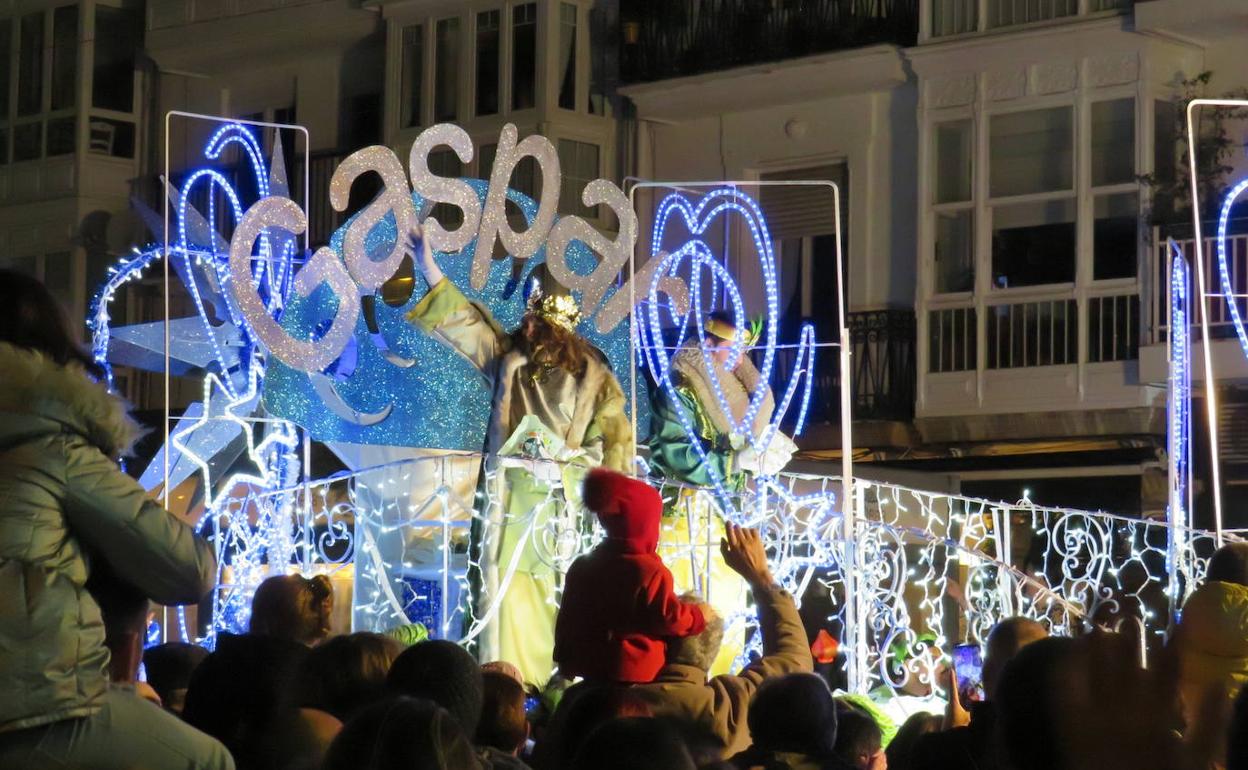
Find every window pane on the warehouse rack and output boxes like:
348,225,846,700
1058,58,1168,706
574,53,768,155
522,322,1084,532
513,155,542,201
1091,99,1134,187
935,209,974,293
1093,192,1138,280
935,119,972,203
51,6,76,111
475,11,499,117
989,106,1073,197
991,198,1076,287
512,4,537,111
47,115,74,156
931,0,978,37
987,0,1076,27
13,122,41,161
93,6,139,112
428,149,464,229
1153,99,1178,188
479,142,496,180
88,117,135,158
401,25,423,128
588,8,608,115
17,13,43,117
558,4,577,111
558,139,599,218
434,19,459,123
0,19,11,119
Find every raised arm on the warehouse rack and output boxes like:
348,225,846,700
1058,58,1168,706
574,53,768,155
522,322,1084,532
408,222,444,287
702,525,813,755
404,224,508,375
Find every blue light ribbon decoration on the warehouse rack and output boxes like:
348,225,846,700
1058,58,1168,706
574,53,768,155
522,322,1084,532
641,187,824,511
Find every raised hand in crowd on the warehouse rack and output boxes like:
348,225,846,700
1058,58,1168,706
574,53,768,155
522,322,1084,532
720,523,774,589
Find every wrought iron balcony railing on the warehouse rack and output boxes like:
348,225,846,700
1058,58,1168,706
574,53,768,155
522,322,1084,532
620,0,921,84
772,308,917,425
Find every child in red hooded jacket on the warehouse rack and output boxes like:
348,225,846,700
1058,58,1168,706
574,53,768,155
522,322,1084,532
553,468,707,683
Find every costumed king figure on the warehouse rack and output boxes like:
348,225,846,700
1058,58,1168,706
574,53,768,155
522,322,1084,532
648,310,797,674
404,224,632,685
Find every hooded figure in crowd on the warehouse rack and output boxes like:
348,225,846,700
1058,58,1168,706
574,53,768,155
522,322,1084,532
554,468,706,683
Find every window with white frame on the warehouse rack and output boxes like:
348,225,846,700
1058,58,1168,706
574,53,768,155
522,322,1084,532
8,7,75,163
0,4,141,164
476,10,500,117
557,138,598,218
1090,98,1137,281
400,24,423,128
933,118,974,294
89,4,139,159
926,96,1140,372
512,3,537,112
989,106,1075,288
558,3,577,111
434,18,460,122
987,0,1076,29
930,0,1127,38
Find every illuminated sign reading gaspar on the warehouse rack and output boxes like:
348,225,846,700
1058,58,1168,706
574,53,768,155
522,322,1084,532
229,123,646,378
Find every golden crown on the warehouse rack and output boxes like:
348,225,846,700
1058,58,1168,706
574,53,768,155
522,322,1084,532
530,292,582,332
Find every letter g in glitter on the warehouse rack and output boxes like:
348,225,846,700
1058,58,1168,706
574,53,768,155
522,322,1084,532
229,196,360,372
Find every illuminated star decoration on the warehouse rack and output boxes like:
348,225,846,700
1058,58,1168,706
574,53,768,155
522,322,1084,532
89,122,318,646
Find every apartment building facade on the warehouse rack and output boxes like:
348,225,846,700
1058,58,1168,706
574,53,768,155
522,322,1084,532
1,0,1246,521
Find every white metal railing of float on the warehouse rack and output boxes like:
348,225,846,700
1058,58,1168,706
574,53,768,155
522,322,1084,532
192,451,1228,697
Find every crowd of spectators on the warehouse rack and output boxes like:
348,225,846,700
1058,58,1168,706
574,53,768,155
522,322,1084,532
5,268,1248,770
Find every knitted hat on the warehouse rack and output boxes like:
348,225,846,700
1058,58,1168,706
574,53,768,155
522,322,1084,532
582,468,663,554
386,640,484,736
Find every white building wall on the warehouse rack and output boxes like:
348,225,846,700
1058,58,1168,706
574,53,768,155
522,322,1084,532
628,58,918,318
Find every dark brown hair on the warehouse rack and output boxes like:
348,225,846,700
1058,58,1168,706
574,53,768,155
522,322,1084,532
511,313,595,378
0,268,104,379
477,671,528,754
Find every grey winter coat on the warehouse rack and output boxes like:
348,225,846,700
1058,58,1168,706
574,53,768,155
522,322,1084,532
0,342,216,732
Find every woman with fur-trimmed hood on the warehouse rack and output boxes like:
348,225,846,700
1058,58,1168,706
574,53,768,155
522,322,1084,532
0,270,227,769
405,225,632,685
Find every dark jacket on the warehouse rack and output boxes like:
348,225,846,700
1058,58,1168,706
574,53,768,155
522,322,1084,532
912,703,1001,770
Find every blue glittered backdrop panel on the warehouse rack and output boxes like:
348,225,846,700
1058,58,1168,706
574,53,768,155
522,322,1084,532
265,180,645,449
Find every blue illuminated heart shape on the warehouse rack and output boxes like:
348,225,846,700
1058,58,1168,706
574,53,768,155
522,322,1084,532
646,188,780,442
